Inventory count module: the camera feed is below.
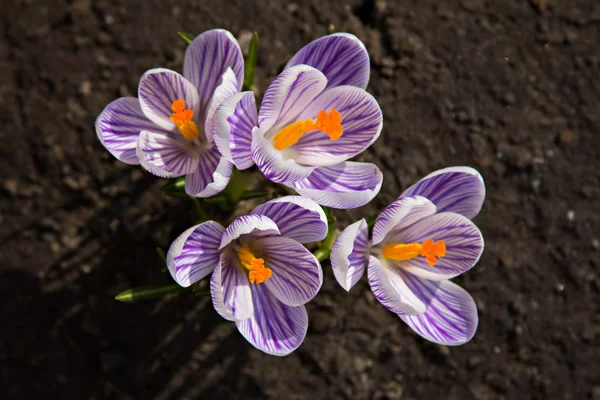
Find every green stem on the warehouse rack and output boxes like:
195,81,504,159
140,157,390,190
115,284,185,303
191,197,210,222
313,247,330,262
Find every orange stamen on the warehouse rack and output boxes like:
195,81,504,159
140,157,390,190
237,246,272,284
170,99,199,141
382,239,446,266
272,108,343,151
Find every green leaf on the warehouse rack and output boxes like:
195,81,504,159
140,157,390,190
156,247,166,262
115,284,185,303
177,32,194,45
242,32,259,91
161,177,186,194
224,167,252,203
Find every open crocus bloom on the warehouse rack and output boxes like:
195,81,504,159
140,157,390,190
213,33,383,209
330,167,486,345
95,29,244,197
166,196,326,355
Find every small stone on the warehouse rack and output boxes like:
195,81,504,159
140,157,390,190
567,210,575,222
493,346,501,354
79,80,92,96
502,92,516,105
555,283,565,292
557,130,576,145
529,0,548,14
4,179,18,196
286,3,299,13
468,356,483,369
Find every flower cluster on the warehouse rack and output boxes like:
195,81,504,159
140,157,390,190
97,30,486,356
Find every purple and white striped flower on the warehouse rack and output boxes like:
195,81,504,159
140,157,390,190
95,29,244,197
330,167,486,345
166,196,327,356
213,33,383,209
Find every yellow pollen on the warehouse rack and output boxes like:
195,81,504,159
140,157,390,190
382,239,447,266
272,108,343,151
170,99,199,141
237,246,272,284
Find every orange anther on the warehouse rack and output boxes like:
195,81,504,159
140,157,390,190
382,239,446,266
169,99,199,140
272,108,343,151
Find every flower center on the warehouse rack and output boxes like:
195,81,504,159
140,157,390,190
237,245,272,284
170,99,199,141
272,108,343,151
382,239,447,266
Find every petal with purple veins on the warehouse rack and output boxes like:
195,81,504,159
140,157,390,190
291,86,382,167
401,167,486,219
286,33,370,89
204,68,240,143
185,145,233,198
166,221,224,287
367,256,426,316
138,68,200,131
388,212,484,281
330,219,369,291
257,235,322,306
213,91,257,170
290,161,383,209
210,249,253,321
251,196,327,243
183,29,244,119
372,196,437,246
95,97,154,165
400,273,478,346
220,214,280,250
258,65,327,134
252,127,315,184
236,283,308,356
138,129,200,176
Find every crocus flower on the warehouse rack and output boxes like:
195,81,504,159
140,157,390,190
166,196,327,355
95,29,244,197
330,167,485,345
213,33,383,209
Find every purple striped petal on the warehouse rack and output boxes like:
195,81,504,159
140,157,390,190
184,145,233,198
252,127,315,184
286,33,370,90
291,86,382,167
290,161,383,209
166,221,224,287
399,274,478,345
211,249,253,321
367,256,426,316
401,167,486,220
330,219,368,291
204,68,240,143
138,68,200,131
138,129,200,176
220,214,280,250
258,65,327,134
213,91,257,170
251,196,327,243
183,29,244,120
210,252,235,321
372,196,437,246
236,283,308,356
95,97,152,165
135,140,178,178
256,236,323,306
388,212,484,281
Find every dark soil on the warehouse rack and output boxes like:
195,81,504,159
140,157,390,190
1,0,599,399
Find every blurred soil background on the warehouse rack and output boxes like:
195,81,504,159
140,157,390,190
0,0,599,399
